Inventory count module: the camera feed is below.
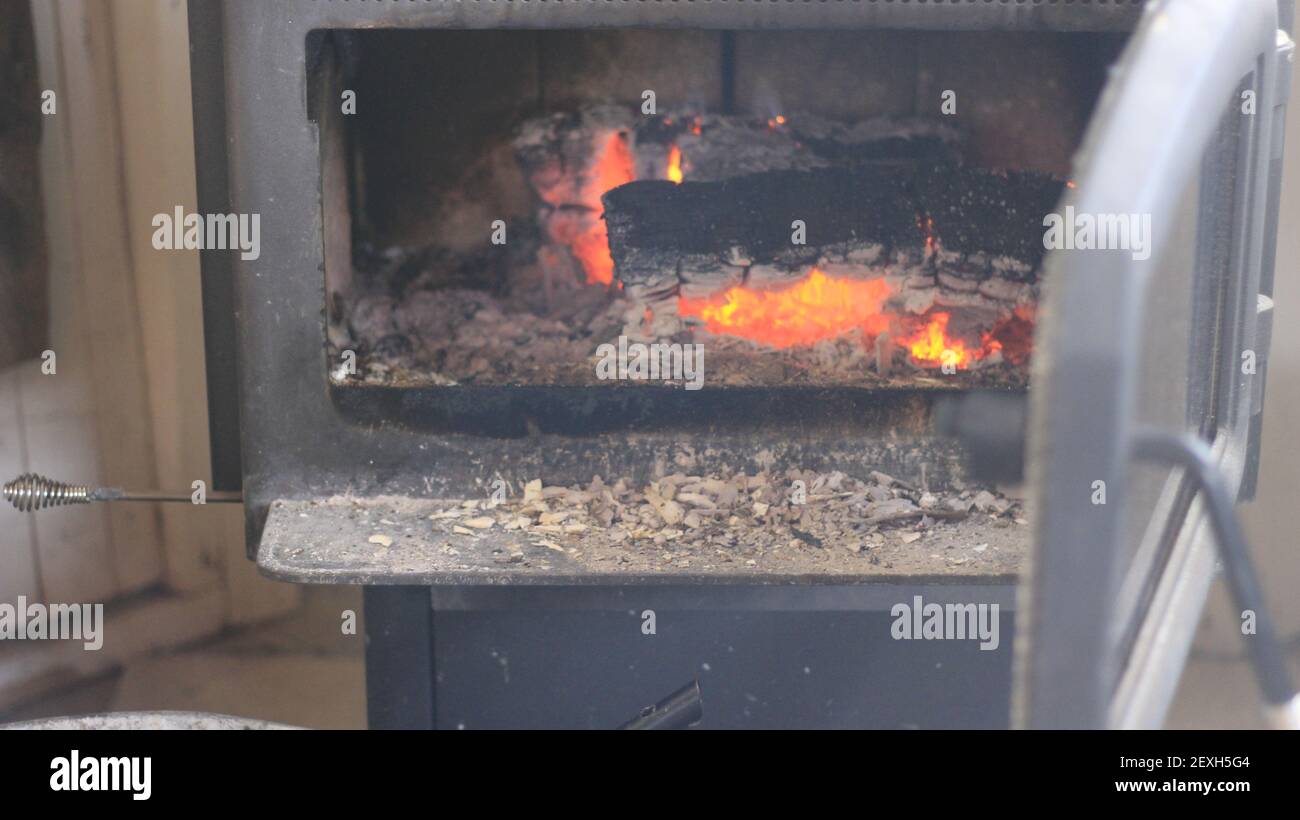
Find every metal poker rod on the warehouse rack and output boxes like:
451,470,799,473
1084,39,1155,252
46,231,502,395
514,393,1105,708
3,473,241,512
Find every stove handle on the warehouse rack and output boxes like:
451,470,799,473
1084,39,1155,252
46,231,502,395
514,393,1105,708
1132,430,1299,729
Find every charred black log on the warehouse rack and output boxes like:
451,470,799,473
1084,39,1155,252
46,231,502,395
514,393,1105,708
511,107,964,288
601,163,1065,293
629,113,963,180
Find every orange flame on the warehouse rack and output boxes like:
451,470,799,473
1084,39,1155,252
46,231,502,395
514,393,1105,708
571,228,617,286
917,214,938,254
667,145,683,184
678,270,1025,369
679,269,892,349
566,132,635,285
896,312,976,369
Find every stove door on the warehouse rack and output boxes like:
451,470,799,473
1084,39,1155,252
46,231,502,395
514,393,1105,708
1015,0,1291,728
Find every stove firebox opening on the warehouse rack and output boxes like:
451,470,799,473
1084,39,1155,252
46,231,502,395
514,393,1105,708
311,30,1115,392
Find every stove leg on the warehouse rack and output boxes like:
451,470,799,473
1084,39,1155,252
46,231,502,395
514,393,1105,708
364,586,436,729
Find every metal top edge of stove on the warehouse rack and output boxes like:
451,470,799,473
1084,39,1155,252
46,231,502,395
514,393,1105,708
283,0,1146,34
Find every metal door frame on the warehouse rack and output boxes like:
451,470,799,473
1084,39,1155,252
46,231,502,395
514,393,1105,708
1016,0,1291,729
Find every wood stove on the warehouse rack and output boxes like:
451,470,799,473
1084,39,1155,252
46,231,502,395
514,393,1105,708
188,0,1292,728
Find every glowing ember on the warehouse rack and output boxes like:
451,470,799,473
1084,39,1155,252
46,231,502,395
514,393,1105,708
679,269,892,349
678,270,1026,369
666,145,684,184
983,305,1035,365
568,132,635,285
570,227,617,286
917,213,938,255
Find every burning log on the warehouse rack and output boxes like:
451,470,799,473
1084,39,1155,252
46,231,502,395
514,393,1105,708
513,105,638,286
600,163,1063,348
602,163,1063,291
638,111,962,181
512,107,962,287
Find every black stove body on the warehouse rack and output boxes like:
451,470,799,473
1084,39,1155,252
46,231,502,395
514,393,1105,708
189,0,1291,728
